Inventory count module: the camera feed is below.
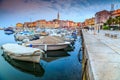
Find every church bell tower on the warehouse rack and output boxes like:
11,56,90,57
57,12,60,20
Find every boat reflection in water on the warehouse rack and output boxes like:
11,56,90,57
2,53,45,77
42,50,70,62
2,49,71,77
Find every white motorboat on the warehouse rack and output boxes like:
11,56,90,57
1,43,44,63
24,36,70,51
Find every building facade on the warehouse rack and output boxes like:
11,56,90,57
84,17,95,28
36,20,46,28
112,9,120,18
95,10,111,29
16,12,80,29
16,23,23,28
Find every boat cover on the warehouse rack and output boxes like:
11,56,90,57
2,43,43,55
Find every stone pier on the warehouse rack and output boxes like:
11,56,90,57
82,30,120,80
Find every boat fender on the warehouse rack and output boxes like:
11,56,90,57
29,44,32,47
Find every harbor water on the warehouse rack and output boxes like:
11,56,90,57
0,30,82,80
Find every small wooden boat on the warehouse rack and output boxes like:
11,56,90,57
40,31,49,36
24,36,70,51
25,42,70,51
3,54,45,77
1,43,44,63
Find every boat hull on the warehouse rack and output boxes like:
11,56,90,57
3,51,41,63
32,44,68,51
4,31,14,34
1,43,44,63
4,27,14,34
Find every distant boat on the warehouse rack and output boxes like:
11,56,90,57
40,31,49,36
72,30,77,39
64,35,75,43
4,27,14,34
0,28,4,30
1,43,44,63
14,30,39,41
2,54,45,77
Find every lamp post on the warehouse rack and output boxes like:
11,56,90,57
97,24,100,33
98,22,103,33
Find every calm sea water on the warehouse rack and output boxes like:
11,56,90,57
0,30,82,80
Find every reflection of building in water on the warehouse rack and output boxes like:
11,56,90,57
3,54,45,77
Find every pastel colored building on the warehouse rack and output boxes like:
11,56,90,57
112,9,120,18
36,20,46,28
15,12,80,29
77,22,82,27
53,19,60,28
81,22,86,28
84,17,95,28
23,22,36,28
95,10,111,29
46,21,54,28
16,23,23,28
32,22,37,27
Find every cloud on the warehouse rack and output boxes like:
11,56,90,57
0,0,120,27
0,0,3,3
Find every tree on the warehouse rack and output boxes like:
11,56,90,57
116,16,120,26
106,17,112,26
111,18,116,25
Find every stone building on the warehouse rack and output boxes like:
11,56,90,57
112,9,120,18
95,10,111,29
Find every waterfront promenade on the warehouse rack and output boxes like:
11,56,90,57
82,30,120,80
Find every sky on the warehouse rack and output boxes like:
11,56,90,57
0,0,120,28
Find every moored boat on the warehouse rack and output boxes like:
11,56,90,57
1,43,44,63
26,42,70,51
0,28,4,30
14,31,40,41
24,36,70,51
4,27,14,34
40,31,49,36
3,54,45,77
